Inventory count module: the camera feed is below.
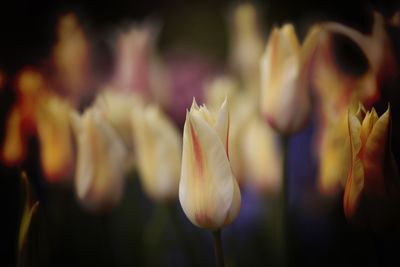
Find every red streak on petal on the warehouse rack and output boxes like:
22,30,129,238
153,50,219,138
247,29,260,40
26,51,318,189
189,121,204,178
195,211,212,227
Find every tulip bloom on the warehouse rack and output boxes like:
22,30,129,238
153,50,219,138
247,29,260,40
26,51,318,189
71,107,128,212
260,24,310,134
179,98,241,229
36,95,75,181
242,116,282,195
132,105,181,202
344,105,400,229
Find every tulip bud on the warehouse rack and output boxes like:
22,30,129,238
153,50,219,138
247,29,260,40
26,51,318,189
179,98,241,229
344,104,400,229
132,104,181,202
71,107,128,212
260,24,310,134
36,95,75,182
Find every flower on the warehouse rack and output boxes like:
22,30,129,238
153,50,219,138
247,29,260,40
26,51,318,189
132,104,181,202
179,98,241,229
36,95,75,181
52,13,92,106
229,2,264,93
260,24,310,134
70,106,129,212
242,115,282,195
344,104,400,229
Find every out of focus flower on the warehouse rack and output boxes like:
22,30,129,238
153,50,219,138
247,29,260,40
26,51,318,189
317,111,350,194
2,107,26,165
112,24,158,97
179,98,241,229
36,95,75,182
229,2,264,93
70,107,128,212
260,24,310,134
389,11,400,27
132,104,181,202
344,105,400,229
52,13,92,105
1,68,46,165
242,115,282,195
94,89,143,154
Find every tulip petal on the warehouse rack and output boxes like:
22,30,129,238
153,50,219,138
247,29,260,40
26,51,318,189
362,107,390,195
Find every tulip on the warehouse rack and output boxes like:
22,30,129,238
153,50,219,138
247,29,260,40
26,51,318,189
1,107,26,165
344,104,400,229
71,106,129,212
317,112,350,194
260,24,310,134
229,2,264,93
242,116,282,195
111,24,161,98
52,13,92,105
36,95,75,181
132,104,181,202
94,89,143,149
179,98,241,229
1,68,47,165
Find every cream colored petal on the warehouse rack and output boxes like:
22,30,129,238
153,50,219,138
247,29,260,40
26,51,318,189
75,108,127,211
179,112,236,229
214,98,229,154
135,105,181,201
223,178,241,226
243,116,282,194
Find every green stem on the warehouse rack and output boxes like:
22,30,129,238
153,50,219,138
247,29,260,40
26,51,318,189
212,229,225,267
281,134,290,266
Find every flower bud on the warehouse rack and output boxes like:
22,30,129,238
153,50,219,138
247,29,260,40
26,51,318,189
179,98,241,229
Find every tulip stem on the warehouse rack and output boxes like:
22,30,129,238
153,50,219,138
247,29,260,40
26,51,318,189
212,229,225,267
280,134,290,266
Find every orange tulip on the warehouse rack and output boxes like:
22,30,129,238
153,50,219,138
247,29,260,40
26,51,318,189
344,104,400,229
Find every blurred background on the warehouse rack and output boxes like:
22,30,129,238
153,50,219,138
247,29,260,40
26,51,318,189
1,0,400,266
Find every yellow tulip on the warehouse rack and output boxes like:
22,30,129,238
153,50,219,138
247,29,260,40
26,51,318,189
71,107,128,212
132,104,181,202
36,95,75,182
1,107,26,165
179,98,241,229
260,24,310,134
344,104,400,229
